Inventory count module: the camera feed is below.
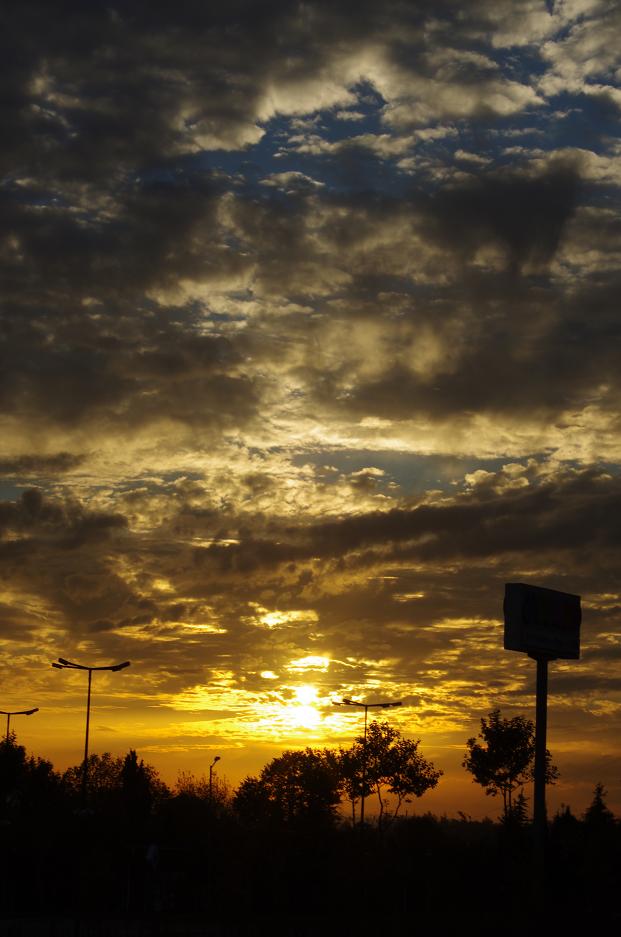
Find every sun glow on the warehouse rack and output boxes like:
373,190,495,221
247,604,320,629
295,685,318,705
284,684,322,729
287,655,330,672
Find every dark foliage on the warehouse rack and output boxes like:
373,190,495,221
463,708,559,822
340,720,441,826
0,737,619,929
233,747,342,828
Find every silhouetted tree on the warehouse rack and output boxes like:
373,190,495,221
0,737,62,823
364,722,400,818
344,721,441,826
0,735,28,820
233,748,342,828
174,770,209,798
231,775,276,828
386,736,443,817
554,803,578,823
463,708,558,822
120,749,158,833
580,782,619,914
174,769,231,808
583,782,616,829
504,788,529,827
62,750,168,815
63,752,122,808
550,804,583,875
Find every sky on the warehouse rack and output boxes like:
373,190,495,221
2,0,621,819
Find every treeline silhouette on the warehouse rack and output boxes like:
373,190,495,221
1,720,620,932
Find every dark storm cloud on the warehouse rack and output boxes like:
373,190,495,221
1,174,230,302
312,467,621,564
0,488,165,643
0,599,49,643
0,453,84,475
2,160,600,437
270,160,612,426
208,153,621,432
1,158,266,434
2,2,614,443
427,161,581,272
0,488,126,545
0,291,258,431
584,643,621,663
178,466,621,583
1,0,436,184
0,489,138,639
547,673,621,694
0,0,615,567
312,270,620,425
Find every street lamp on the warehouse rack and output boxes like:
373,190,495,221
0,707,39,744
334,697,403,828
52,657,130,800
209,755,221,799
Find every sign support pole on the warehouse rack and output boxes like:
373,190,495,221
533,655,549,858
531,652,555,899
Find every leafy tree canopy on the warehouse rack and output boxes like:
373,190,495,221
62,749,168,817
0,737,62,822
463,708,558,821
233,748,342,828
342,721,441,825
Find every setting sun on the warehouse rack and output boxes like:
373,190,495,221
285,685,322,730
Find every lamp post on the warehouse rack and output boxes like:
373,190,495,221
334,697,402,828
0,707,39,744
209,755,221,799
52,657,130,801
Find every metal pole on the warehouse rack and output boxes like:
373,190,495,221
82,668,93,802
533,656,549,880
209,764,213,799
360,704,368,829
5,713,9,744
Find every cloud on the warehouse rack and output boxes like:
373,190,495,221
0,488,126,543
2,0,549,201
540,3,621,97
260,171,325,193
0,453,85,476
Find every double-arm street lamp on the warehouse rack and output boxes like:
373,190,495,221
0,707,39,744
334,697,403,828
52,657,130,800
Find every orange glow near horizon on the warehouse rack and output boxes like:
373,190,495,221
4,645,620,823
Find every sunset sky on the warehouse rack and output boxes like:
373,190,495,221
2,0,621,819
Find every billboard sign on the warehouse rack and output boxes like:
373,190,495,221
504,582,581,659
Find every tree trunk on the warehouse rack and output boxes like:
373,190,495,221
376,783,384,829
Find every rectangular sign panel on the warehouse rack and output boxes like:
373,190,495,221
504,582,581,659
